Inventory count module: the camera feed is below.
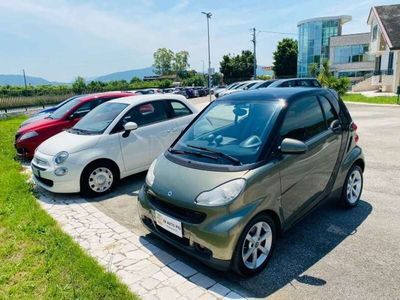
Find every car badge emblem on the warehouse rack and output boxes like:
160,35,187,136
167,191,173,197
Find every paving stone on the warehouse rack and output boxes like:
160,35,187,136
168,261,197,278
189,273,216,289
186,286,207,300
152,270,169,282
155,286,180,299
164,273,187,287
148,250,176,266
223,291,246,300
125,249,150,260
141,277,160,290
209,283,231,298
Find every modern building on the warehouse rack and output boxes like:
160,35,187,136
366,5,400,93
329,33,375,83
297,15,351,77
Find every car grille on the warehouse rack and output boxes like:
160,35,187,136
146,190,207,224
34,174,54,187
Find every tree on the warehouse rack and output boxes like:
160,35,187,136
211,72,223,86
182,73,205,86
317,60,351,96
130,76,142,84
309,63,319,78
219,50,255,83
72,76,86,94
272,38,298,78
173,51,190,76
153,48,175,75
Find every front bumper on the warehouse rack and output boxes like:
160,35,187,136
31,151,82,193
137,185,253,270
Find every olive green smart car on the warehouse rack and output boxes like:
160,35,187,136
138,88,364,276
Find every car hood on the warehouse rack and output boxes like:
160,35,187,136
149,154,247,207
17,117,58,133
20,113,50,128
37,130,101,156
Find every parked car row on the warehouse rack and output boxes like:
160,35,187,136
24,87,364,277
134,87,210,99
215,78,322,98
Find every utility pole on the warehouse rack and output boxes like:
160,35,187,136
202,11,212,102
22,69,27,89
251,28,257,79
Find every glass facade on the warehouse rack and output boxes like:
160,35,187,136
297,18,344,77
333,44,371,64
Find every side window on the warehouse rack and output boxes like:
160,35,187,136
72,102,92,118
280,97,327,142
168,100,192,118
121,101,168,128
319,96,338,127
297,80,311,87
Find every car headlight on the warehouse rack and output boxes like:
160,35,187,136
195,178,246,206
19,131,38,141
54,151,69,164
145,159,157,186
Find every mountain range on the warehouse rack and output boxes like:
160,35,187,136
0,65,273,86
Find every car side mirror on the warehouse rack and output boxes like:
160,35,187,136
122,122,138,138
330,119,342,133
280,138,308,154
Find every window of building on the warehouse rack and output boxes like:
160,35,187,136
388,52,394,72
333,44,371,64
372,25,378,41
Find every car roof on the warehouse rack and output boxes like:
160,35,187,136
108,93,190,106
78,91,134,102
218,87,332,103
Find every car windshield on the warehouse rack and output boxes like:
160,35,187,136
55,95,79,109
72,102,128,134
170,99,282,165
49,98,82,119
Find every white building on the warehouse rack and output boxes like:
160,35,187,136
353,5,400,93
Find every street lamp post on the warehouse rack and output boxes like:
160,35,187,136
202,11,212,101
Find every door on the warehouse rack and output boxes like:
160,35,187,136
116,101,177,173
279,95,342,222
165,100,196,143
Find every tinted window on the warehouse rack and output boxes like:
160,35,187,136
168,101,192,118
296,80,311,87
50,98,81,119
280,97,326,141
320,96,338,127
121,101,168,127
279,80,296,87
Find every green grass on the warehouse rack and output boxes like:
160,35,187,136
343,93,399,105
0,116,137,299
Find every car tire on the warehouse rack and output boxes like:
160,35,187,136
341,164,363,208
80,161,118,197
231,214,276,277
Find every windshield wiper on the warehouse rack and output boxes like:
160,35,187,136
69,128,96,135
186,144,242,165
168,148,218,161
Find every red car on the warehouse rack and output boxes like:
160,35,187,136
15,91,134,158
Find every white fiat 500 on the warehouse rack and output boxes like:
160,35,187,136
31,94,198,196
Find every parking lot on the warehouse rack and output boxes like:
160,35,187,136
35,98,400,299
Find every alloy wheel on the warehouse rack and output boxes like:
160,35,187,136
241,221,273,269
347,168,362,204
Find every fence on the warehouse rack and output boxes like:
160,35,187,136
0,94,75,113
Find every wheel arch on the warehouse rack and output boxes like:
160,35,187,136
80,158,121,183
353,158,365,172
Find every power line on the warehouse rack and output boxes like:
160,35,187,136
258,30,297,36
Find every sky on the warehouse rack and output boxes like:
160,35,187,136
0,0,398,82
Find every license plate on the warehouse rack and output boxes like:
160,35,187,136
32,166,40,178
154,210,182,238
